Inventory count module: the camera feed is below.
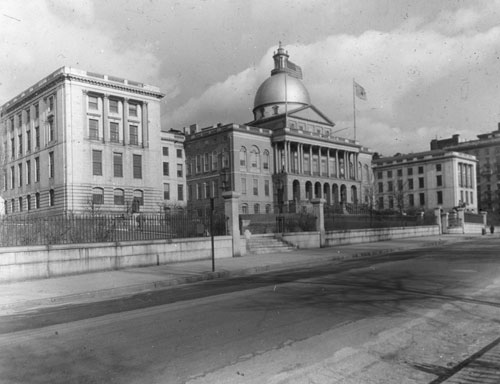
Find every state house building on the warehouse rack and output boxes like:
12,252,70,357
0,67,186,215
184,45,374,214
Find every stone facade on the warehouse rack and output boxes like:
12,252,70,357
0,67,186,215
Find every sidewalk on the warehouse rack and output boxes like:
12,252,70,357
0,234,485,315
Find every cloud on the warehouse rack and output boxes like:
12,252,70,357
0,0,162,103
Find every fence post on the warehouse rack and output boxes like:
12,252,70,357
223,191,241,257
434,208,442,234
456,207,465,234
481,210,488,229
311,198,325,247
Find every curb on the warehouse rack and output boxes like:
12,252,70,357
0,239,450,315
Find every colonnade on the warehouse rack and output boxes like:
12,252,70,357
272,141,360,181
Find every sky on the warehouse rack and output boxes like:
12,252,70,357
2,0,500,156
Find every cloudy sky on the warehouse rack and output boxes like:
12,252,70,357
2,0,500,155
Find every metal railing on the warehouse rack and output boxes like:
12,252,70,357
0,212,228,247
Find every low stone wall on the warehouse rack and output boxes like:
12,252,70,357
0,236,233,283
324,225,440,246
463,222,485,234
282,232,320,249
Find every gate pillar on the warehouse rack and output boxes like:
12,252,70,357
311,198,326,247
223,191,241,257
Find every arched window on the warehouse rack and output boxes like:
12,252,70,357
250,146,260,170
92,187,104,205
239,147,247,169
49,189,55,207
254,203,260,214
241,204,248,214
114,188,124,205
265,204,272,213
133,189,143,208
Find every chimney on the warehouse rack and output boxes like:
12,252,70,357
189,123,199,134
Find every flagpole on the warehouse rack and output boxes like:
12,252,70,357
353,78,357,141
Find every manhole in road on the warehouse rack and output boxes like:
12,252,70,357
426,336,500,383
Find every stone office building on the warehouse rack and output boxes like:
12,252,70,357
0,67,185,215
184,44,374,214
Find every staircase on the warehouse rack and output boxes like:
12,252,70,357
246,234,296,254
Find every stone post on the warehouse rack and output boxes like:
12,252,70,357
442,212,449,234
223,191,241,257
481,211,488,234
311,198,325,247
456,208,465,234
434,208,442,234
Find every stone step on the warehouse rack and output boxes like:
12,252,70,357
247,236,296,254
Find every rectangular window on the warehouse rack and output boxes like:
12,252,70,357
265,180,270,196
407,167,413,176
128,103,138,117
92,150,102,176
92,189,104,205
26,160,31,185
10,166,14,189
113,152,123,177
419,193,425,206
162,147,169,156
35,157,40,182
18,134,22,155
418,177,424,188
88,95,98,110
205,183,210,199
408,194,414,207
436,163,442,172
397,169,402,177
212,180,218,198
129,125,138,145
110,122,119,142
35,192,40,209
437,191,443,204
177,164,183,177
378,182,383,193
178,185,184,201
10,138,14,158
26,130,31,152
177,149,182,158
133,154,142,179
418,166,424,174
109,99,119,113
204,153,209,172
89,119,99,139
49,151,54,178
408,179,414,190
377,171,383,179
253,179,258,196
196,155,201,173
241,178,246,195
163,183,170,200
27,195,31,211
163,162,169,176
387,181,393,192
48,118,55,142
18,163,22,187
436,175,442,187
48,96,54,112
35,126,40,148
212,152,218,170
387,170,392,178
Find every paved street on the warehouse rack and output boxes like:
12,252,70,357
1,237,500,383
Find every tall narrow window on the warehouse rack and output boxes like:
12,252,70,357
35,192,40,209
35,126,40,148
263,150,270,171
113,152,123,177
110,122,120,143
177,185,184,201
48,96,54,112
133,154,142,179
10,166,15,189
35,157,40,182
177,164,183,177
163,162,169,176
89,119,99,140
48,117,55,142
35,103,39,119
49,151,54,178
177,149,182,158
129,124,138,145
253,179,258,196
26,160,31,185
92,150,102,176
18,134,22,155
49,189,55,206
27,195,31,211
264,179,270,196
26,130,31,152
240,147,247,168
162,147,169,156
164,183,170,200
18,163,22,187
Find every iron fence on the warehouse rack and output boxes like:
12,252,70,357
324,210,436,231
464,212,484,224
0,212,228,247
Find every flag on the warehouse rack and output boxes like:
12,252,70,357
286,60,303,80
354,81,367,100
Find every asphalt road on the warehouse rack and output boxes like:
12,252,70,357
1,239,500,383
